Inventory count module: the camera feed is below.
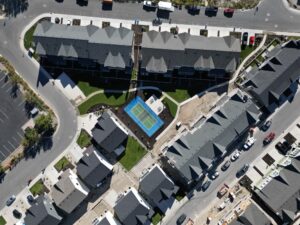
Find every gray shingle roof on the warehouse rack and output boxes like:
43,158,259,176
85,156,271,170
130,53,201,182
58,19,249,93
255,156,300,223
165,92,260,182
76,146,113,187
92,112,128,153
114,188,153,225
230,204,271,225
139,165,178,207
243,40,300,108
51,169,89,214
33,21,133,69
141,31,240,73
24,195,62,225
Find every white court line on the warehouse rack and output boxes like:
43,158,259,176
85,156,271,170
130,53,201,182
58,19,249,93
8,141,16,150
1,81,9,88
0,109,8,119
2,145,11,154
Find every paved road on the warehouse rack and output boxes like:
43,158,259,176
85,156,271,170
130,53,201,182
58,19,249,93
163,89,300,225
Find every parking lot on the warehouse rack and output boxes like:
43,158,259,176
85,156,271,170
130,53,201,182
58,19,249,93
0,71,29,162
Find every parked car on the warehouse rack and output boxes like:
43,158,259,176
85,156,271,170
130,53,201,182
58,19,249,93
202,180,212,191
210,171,219,180
221,160,231,171
177,213,187,224
27,195,35,203
66,20,71,26
242,32,248,46
243,137,256,150
152,18,162,26
187,5,200,14
231,151,240,161
143,1,157,8
263,132,275,145
236,164,249,178
6,195,16,206
217,186,228,197
12,209,22,219
261,120,272,131
224,8,234,16
249,36,255,45
205,6,218,16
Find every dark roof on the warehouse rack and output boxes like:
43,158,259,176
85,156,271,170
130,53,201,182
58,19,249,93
114,188,153,225
33,21,133,69
76,146,113,187
140,31,241,73
243,40,300,108
165,92,260,182
24,195,62,225
255,156,300,223
92,112,128,152
139,165,178,206
230,204,271,225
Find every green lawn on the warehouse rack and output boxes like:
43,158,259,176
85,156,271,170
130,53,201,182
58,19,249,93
151,212,163,225
77,81,103,96
0,216,6,225
175,189,186,201
77,129,92,148
163,97,178,118
30,180,46,196
119,137,147,171
166,89,191,103
54,156,71,172
241,46,256,61
78,92,130,115
24,24,37,50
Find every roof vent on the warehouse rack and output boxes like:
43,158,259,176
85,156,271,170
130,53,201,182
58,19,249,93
270,169,280,178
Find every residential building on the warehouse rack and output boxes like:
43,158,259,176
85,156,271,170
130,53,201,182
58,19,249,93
24,195,62,225
163,91,260,188
51,169,89,214
140,31,241,79
139,164,178,211
243,40,300,113
254,156,300,224
76,146,113,188
92,111,128,154
114,188,154,225
94,211,121,225
229,203,272,225
33,21,134,74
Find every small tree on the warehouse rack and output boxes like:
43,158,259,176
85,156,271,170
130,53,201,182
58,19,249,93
34,114,53,134
22,127,39,148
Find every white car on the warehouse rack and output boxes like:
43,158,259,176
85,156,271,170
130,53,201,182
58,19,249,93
243,137,256,150
231,151,240,161
66,20,71,26
210,171,219,180
143,1,157,8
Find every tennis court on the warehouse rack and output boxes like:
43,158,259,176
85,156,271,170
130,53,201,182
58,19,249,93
124,97,164,137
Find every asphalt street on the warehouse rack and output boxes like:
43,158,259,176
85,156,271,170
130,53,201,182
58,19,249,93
163,88,300,225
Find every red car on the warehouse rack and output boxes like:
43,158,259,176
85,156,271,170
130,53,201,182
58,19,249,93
263,132,275,145
224,8,234,14
249,36,255,45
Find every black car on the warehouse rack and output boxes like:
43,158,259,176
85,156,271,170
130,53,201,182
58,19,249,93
27,195,35,203
177,213,187,224
261,120,272,131
276,141,291,155
205,7,218,16
242,32,248,46
13,209,22,219
236,164,249,178
221,160,231,171
187,5,200,14
202,180,212,191
152,18,162,26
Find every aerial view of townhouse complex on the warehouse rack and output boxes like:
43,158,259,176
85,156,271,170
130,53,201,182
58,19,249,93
1,0,300,225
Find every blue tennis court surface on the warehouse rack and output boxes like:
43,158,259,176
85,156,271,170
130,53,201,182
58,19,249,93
124,96,164,137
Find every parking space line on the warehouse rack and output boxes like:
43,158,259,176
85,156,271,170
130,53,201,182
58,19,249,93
18,99,25,107
0,109,8,119
0,151,6,159
1,81,9,88
2,145,11,154
0,75,6,82
12,136,18,143
6,86,11,93
8,141,16,150
17,132,23,139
